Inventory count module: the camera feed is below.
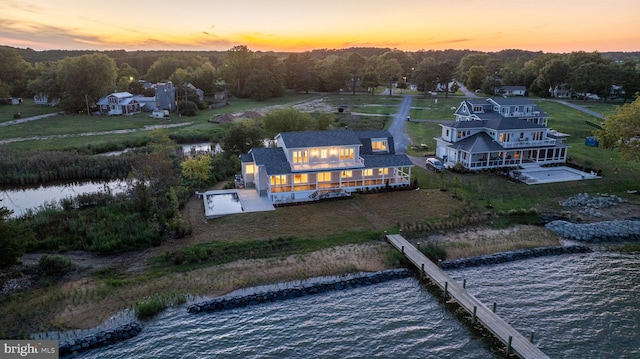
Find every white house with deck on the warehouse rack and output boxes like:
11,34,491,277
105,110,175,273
241,130,414,204
96,92,142,116
435,98,569,170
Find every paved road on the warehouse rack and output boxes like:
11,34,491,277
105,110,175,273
388,95,413,153
548,99,605,120
457,81,479,99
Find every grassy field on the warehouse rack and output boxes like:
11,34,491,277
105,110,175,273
0,99,58,123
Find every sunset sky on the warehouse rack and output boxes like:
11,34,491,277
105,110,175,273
1,0,639,53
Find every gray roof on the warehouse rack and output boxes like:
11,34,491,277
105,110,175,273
489,97,534,106
450,133,505,153
501,86,526,91
278,130,362,148
446,118,545,131
249,147,291,175
240,154,253,163
361,154,414,168
278,130,393,149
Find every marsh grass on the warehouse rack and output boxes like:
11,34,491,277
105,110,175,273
423,225,560,260
134,292,187,320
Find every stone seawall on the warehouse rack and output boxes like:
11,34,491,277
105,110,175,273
187,269,412,314
59,322,142,357
441,245,592,270
545,220,640,242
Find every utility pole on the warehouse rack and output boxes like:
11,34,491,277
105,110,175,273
85,94,91,116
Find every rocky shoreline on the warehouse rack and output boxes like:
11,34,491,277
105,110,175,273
187,269,412,314
59,322,142,357
440,245,592,269
545,219,640,242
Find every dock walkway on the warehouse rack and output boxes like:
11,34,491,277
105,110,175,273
386,234,549,359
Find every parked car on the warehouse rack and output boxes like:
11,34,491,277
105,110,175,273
426,157,446,172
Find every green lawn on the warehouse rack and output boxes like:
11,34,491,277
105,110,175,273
0,99,59,123
415,98,640,212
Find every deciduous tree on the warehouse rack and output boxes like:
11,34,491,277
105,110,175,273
466,65,487,92
222,120,265,157
285,52,314,93
595,97,640,161
181,155,212,192
262,108,312,138
222,45,255,97
57,53,118,113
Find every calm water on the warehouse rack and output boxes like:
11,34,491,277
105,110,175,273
71,250,640,359
1,180,126,217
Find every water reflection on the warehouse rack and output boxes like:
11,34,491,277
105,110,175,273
1,180,126,217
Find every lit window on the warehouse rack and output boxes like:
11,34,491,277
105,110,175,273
371,140,388,152
318,172,331,182
270,175,287,185
341,170,353,178
320,149,328,158
363,169,373,176
245,165,254,174
379,168,389,175
294,174,308,184
293,151,308,163
340,148,354,160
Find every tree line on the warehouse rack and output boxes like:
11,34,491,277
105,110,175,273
1,45,639,114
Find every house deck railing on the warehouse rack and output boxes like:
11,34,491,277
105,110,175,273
268,177,410,194
501,139,556,149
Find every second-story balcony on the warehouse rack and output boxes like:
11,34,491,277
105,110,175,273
291,157,365,171
501,139,556,148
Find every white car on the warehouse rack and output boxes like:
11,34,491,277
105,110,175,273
426,158,446,172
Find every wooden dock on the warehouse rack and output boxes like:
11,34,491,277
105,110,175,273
387,234,550,359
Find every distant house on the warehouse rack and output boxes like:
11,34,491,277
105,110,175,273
155,82,177,111
96,92,142,116
133,95,156,112
549,84,572,98
185,83,205,102
435,98,569,171
33,93,59,106
241,130,414,204
500,86,526,96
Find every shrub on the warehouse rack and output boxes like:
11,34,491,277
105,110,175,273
418,243,447,263
385,248,408,267
134,292,187,320
38,254,74,276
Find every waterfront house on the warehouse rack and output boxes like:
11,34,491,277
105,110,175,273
241,130,414,204
435,98,569,170
96,92,142,116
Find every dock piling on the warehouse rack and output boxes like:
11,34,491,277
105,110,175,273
472,306,477,325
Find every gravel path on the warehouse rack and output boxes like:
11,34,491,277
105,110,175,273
0,112,58,126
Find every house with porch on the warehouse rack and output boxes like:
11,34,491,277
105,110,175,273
96,92,142,115
241,130,414,204
435,98,569,171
